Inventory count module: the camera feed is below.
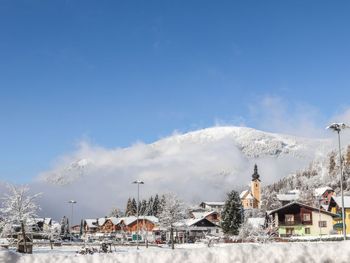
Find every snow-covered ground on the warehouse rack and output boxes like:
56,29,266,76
1,241,350,263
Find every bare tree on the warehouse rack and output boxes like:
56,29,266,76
0,184,41,238
158,193,186,249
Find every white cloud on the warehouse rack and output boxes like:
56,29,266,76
30,126,328,223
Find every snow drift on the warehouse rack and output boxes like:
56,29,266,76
1,242,350,263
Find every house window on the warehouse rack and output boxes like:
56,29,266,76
318,221,327,228
285,214,294,224
216,229,219,234
286,228,294,236
305,228,311,234
303,213,311,221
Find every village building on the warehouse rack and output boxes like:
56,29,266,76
269,201,337,237
327,196,350,235
240,164,261,209
82,218,106,234
277,189,300,206
199,202,224,212
174,217,222,243
190,210,221,224
89,216,159,238
314,186,335,208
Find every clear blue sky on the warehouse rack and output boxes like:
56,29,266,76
1,0,350,182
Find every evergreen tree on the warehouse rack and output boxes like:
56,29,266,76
159,194,166,215
221,190,244,235
153,194,160,217
140,199,147,215
131,198,137,216
125,198,133,216
147,196,154,216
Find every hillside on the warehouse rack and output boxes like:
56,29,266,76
35,126,332,220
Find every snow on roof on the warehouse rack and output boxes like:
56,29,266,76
277,190,300,201
269,201,338,217
246,193,254,200
314,186,333,197
191,211,216,219
202,202,224,206
247,217,265,228
332,196,350,208
84,219,99,228
288,189,300,194
174,218,217,227
240,190,249,199
121,216,159,226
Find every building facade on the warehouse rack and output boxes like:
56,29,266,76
240,164,261,209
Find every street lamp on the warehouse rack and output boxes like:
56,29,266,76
132,180,144,250
327,122,349,240
68,200,77,241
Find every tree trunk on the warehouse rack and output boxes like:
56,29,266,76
21,221,27,253
170,227,174,250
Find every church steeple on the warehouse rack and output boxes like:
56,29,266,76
252,164,260,181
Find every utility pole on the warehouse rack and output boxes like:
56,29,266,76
132,180,144,249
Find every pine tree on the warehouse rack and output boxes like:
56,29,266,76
140,199,147,215
125,198,133,216
147,196,154,216
221,190,244,235
153,194,160,217
131,198,137,216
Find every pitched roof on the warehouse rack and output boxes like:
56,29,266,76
331,196,350,208
240,190,249,199
276,192,299,202
314,186,334,197
174,218,219,227
191,210,217,219
269,201,338,217
201,201,224,206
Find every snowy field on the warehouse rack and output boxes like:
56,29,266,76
1,241,350,263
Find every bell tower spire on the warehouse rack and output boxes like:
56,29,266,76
251,164,261,208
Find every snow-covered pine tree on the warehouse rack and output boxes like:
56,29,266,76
158,193,186,249
221,190,243,235
140,199,147,215
0,184,41,237
125,198,133,216
147,196,154,216
131,198,137,216
153,194,160,216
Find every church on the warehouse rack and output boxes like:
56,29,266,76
240,164,261,209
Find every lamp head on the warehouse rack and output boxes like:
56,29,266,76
132,180,144,184
326,123,349,132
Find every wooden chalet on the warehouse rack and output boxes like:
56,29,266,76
174,217,222,243
190,210,221,224
269,201,337,237
99,216,159,234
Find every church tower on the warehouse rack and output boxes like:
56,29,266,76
251,164,261,208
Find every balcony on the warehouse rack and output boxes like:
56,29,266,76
279,220,312,226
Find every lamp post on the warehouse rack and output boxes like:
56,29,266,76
68,200,77,241
327,123,349,240
132,180,144,249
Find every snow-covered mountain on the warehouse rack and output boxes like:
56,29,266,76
41,127,330,186
35,126,332,220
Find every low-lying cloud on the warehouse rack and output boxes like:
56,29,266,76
30,126,330,224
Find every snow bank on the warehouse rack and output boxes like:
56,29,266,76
1,242,350,263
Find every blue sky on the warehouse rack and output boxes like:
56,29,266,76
1,0,350,182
